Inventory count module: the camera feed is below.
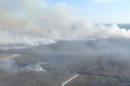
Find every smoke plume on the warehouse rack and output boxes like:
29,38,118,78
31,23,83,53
0,0,130,45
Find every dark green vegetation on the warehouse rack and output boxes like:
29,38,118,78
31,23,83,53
0,71,68,86
1,39,130,86
68,74,130,86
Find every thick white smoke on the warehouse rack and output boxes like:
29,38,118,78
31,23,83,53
0,0,130,45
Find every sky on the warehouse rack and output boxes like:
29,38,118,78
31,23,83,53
0,0,130,45
47,0,130,24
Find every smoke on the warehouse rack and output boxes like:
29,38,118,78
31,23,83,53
0,54,46,73
23,63,46,72
0,0,130,45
